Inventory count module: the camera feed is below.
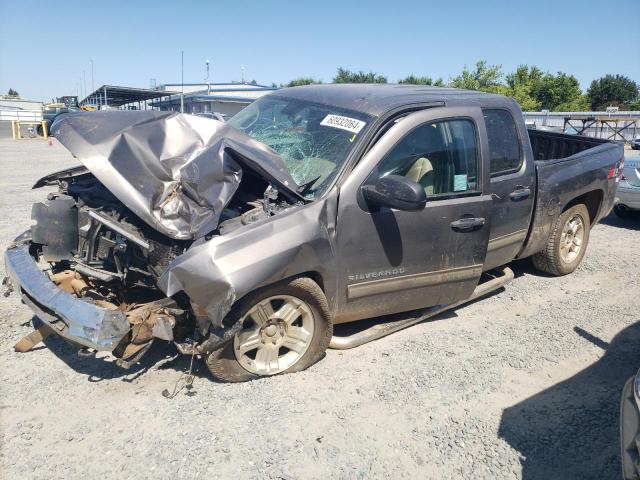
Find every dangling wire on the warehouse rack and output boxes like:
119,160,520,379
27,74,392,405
162,337,197,399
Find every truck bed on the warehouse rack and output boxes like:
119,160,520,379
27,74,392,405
528,129,612,161
517,130,623,259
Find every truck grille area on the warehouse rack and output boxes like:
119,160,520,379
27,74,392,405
30,177,186,295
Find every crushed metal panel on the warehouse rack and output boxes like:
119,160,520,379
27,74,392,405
158,198,337,334
51,111,300,240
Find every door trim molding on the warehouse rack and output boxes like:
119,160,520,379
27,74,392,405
347,264,483,300
487,229,528,252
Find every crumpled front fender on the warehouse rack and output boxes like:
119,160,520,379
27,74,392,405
157,197,338,336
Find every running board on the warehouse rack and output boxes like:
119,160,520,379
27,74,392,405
329,267,514,350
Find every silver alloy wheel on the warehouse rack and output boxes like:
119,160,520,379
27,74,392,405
233,295,315,375
560,213,585,263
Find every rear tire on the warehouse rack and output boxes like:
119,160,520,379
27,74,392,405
532,204,590,276
205,277,332,383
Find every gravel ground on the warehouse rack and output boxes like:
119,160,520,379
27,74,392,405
1,138,639,480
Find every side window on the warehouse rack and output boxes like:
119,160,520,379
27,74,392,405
483,109,522,176
373,119,479,196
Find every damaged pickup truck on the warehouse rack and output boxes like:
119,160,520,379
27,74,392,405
5,85,623,382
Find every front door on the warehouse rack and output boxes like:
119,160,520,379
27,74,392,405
334,107,492,323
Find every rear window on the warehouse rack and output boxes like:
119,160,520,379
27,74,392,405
483,109,522,176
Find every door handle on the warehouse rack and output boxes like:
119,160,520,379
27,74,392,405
509,187,532,201
451,217,485,232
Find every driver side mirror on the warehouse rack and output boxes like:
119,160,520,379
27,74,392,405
361,175,427,211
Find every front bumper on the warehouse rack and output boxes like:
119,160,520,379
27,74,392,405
4,244,130,351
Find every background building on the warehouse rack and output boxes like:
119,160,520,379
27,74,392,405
150,83,276,118
0,97,44,137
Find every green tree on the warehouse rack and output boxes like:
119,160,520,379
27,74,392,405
494,84,541,111
333,68,387,84
555,94,590,112
398,74,445,86
503,66,588,111
500,65,543,111
7,88,19,97
532,72,581,110
450,60,502,92
505,65,543,90
587,74,639,110
286,77,321,87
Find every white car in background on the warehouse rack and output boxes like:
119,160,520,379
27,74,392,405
615,156,640,217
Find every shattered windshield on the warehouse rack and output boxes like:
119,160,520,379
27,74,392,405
228,96,371,198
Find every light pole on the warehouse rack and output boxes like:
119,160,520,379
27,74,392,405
180,50,184,113
240,64,246,84
205,59,210,94
90,59,94,93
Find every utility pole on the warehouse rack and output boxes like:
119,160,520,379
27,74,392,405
205,59,210,94
180,50,184,113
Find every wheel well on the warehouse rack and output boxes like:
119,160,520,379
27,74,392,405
218,271,326,328
239,271,326,303
563,190,603,225
299,271,325,292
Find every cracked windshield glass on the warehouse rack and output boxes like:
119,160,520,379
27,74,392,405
228,96,371,198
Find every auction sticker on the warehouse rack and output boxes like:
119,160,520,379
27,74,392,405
320,114,366,134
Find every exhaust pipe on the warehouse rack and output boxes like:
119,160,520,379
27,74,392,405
329,267,514,350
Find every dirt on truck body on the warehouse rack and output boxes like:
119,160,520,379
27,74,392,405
4,85,624,382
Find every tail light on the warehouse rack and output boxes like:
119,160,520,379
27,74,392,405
610,158,625,180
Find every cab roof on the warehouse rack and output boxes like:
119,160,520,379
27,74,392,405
269,84,515,117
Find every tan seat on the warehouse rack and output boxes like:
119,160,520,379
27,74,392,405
406,157,435,196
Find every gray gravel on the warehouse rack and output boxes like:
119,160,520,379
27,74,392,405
1,138,639,480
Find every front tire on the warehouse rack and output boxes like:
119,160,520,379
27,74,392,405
205,277,332,382
532,204,591,276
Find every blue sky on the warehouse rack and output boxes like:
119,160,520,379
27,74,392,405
1,0,638,101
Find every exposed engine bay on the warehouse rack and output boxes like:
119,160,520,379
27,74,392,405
27,162,299,366
5,110,329,370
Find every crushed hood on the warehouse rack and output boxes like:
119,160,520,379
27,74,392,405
50,111,300,240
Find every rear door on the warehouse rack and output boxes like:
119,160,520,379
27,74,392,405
333,107,492,323
482,108,536,270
